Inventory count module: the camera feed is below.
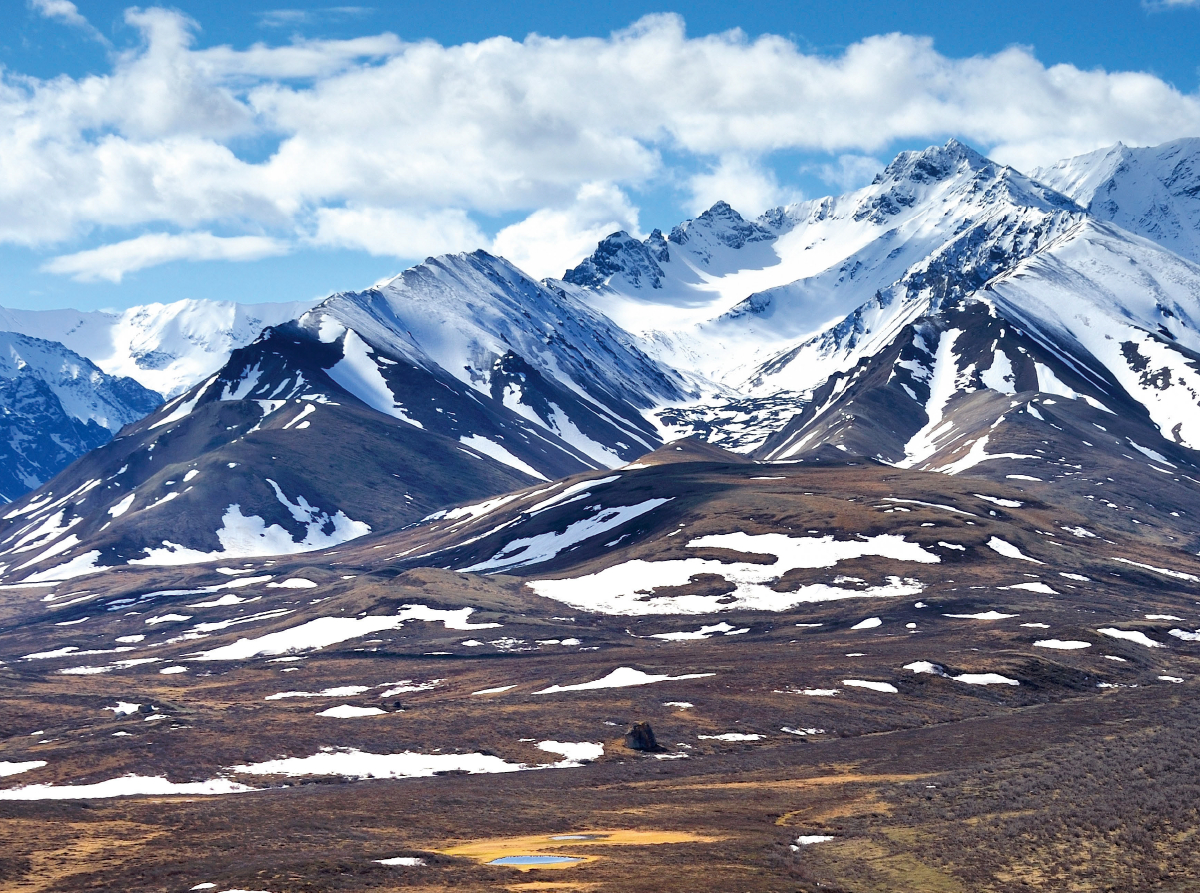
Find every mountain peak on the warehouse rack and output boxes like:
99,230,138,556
1033,137,1200,264
562,230,667,289
875,139,991,186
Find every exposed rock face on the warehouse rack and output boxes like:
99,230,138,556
624,721,663,752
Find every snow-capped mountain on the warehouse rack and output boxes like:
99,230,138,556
8,136,1200,580
0,252,688,580
564,140,1083,392
553,138,1200,542
1034,137,1200,265
0,333,161,503
0,298,318,398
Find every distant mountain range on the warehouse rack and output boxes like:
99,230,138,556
3,136,1200,581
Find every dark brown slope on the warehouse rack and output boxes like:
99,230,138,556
0,450,1198,891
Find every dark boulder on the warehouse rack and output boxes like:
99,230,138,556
623,721,663,752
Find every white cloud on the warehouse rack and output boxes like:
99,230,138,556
310,207,486,259
490,183,641,279
258,8,374,28
42,232,289,282
1144,0,1200,8
29,0,107,42
688,155,798,217
7,10,1200,276
817,154,886,192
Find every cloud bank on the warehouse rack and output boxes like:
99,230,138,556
9,8,1200,280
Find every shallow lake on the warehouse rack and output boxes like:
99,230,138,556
488,855,583,865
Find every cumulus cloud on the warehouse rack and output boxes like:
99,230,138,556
310,207,486,258
688,155,798,217
42,232,289,282
490,183,642,279
7,9,1200,277
28,0,107,42
817,154,887,192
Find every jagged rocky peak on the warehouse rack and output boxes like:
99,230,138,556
873,138,990,186
563,230,669,289
563,200,785,292
856,139,1077,225
667,200,777,253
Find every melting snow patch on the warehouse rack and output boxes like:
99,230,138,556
1159,675,1184,683
534,666,713,694
132,488,370,567
266,686,370,700
317,705,386,718
986,538,1042,563
903,661,945,676
472,685,517,695
459,435,547,481
1020,623,1051,629
160,666,187,674
1097,628,1164,648
799,689,839,696
0,775,253,800
23,551,111,583
1006,474,1042,482
536,741,603,765
326,330,423,428
377,679,441,697
463,499,672,573
974,494,1023,508
851,617,882,630
0,760,46,777
647,622,748,640
107,493,135,518
1110,558,1199,583
698,733,762,742
795,835,835,845
194,605,499,660
267,578,318,589
189,594,252,608
954,673,1019,686
230,749,533,779
527,531,937,615
944,611,1017,620
1003,582,1058,594
375,857,425,867
1127,440,1175,467
937,542,966,551
842,680,897,693
145,613,191,625
883,498,976,517
903,663,1017,685
1168,629,1200,642
1147,614,1184,621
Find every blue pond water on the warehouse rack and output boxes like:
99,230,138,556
488,855,583,866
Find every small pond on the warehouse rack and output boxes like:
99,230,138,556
488,855,583,866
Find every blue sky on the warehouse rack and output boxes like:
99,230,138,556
3,0,1200,311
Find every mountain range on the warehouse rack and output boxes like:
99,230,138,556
3,137,1200,892
3,136,1200,582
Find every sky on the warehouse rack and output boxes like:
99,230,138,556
2,0,1200,312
